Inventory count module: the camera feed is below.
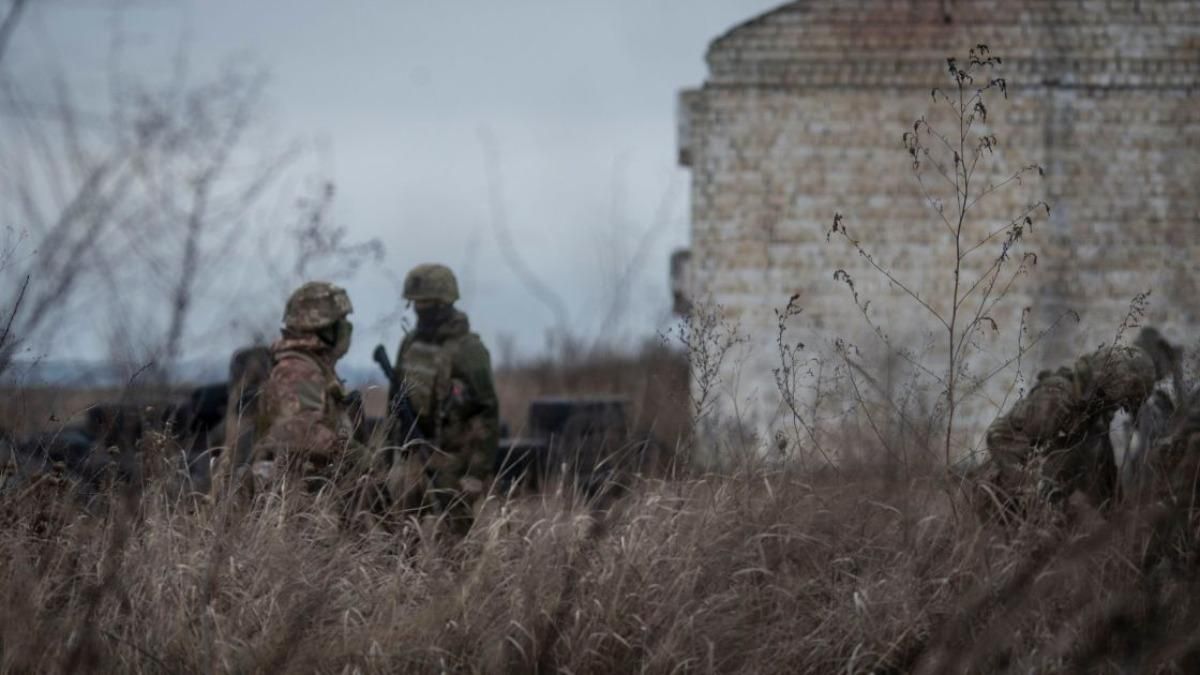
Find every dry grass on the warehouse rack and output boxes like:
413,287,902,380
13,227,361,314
0,387,126,436
2,347,1197,673
3,458,1198,674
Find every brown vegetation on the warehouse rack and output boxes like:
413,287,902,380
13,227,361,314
2,25,1193,672
3,453,1200,673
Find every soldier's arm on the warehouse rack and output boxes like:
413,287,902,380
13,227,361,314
455,336,500,430
453,336,500,483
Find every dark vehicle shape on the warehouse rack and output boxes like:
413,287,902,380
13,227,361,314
495,395,658,495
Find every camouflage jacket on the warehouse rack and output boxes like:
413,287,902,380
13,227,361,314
987,343,1156,470
254,335,359,469
394,309,499,481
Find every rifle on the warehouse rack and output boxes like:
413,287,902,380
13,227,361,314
372,344,424,446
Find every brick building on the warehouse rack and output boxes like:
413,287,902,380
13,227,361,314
676,0,1200,454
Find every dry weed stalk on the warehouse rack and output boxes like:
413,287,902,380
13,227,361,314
825,46,1059,464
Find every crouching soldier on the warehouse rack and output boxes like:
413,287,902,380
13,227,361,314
386,264,499,534
979,328,1172,517
250,282,375,496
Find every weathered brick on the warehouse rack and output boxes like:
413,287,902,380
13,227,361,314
678,0,1200,455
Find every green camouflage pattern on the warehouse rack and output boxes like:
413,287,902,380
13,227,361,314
983,339,1159,509
283,281,353,332
402,264,460,304
1072,344,1156,411
390,308,498,530
401,340,452,419
986,366,1079,472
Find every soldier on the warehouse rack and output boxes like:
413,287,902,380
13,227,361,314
386,263,499,533
982,330,1167,512
250,282,371,494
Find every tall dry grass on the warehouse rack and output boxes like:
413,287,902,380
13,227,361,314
3,456,1198,673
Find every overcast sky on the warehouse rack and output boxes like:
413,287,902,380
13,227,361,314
3,0,781,370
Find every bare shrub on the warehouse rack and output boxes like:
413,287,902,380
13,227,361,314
662,298,752,466
0,16,382,383
821,45,1063,465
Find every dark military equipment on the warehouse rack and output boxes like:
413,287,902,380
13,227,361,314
1,402,152,497
207,345,272,496
495,396,656,497
170,382,230,490
185,383,230,430
373,343,423,445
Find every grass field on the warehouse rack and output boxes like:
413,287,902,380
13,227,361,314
2,457,1198,673
4,345,1199,673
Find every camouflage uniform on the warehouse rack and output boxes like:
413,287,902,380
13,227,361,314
387,264,499,532
984,340,1157,507
250,282,369,492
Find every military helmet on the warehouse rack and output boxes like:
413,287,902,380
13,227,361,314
403,263,459,303
282,281,353,331
1076,344,1155,410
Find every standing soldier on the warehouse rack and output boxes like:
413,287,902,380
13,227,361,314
388,263,499,533
251,281,370,493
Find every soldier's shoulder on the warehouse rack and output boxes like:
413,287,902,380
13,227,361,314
451,332,491,363
267,361,329,412
456,331,489,352
271,351,328,382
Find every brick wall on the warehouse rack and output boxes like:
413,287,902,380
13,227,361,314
678,0,1200,458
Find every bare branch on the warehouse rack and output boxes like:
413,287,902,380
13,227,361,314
830,221,950,331
0,0,27,66
479,127,571,334
0,273,29,355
